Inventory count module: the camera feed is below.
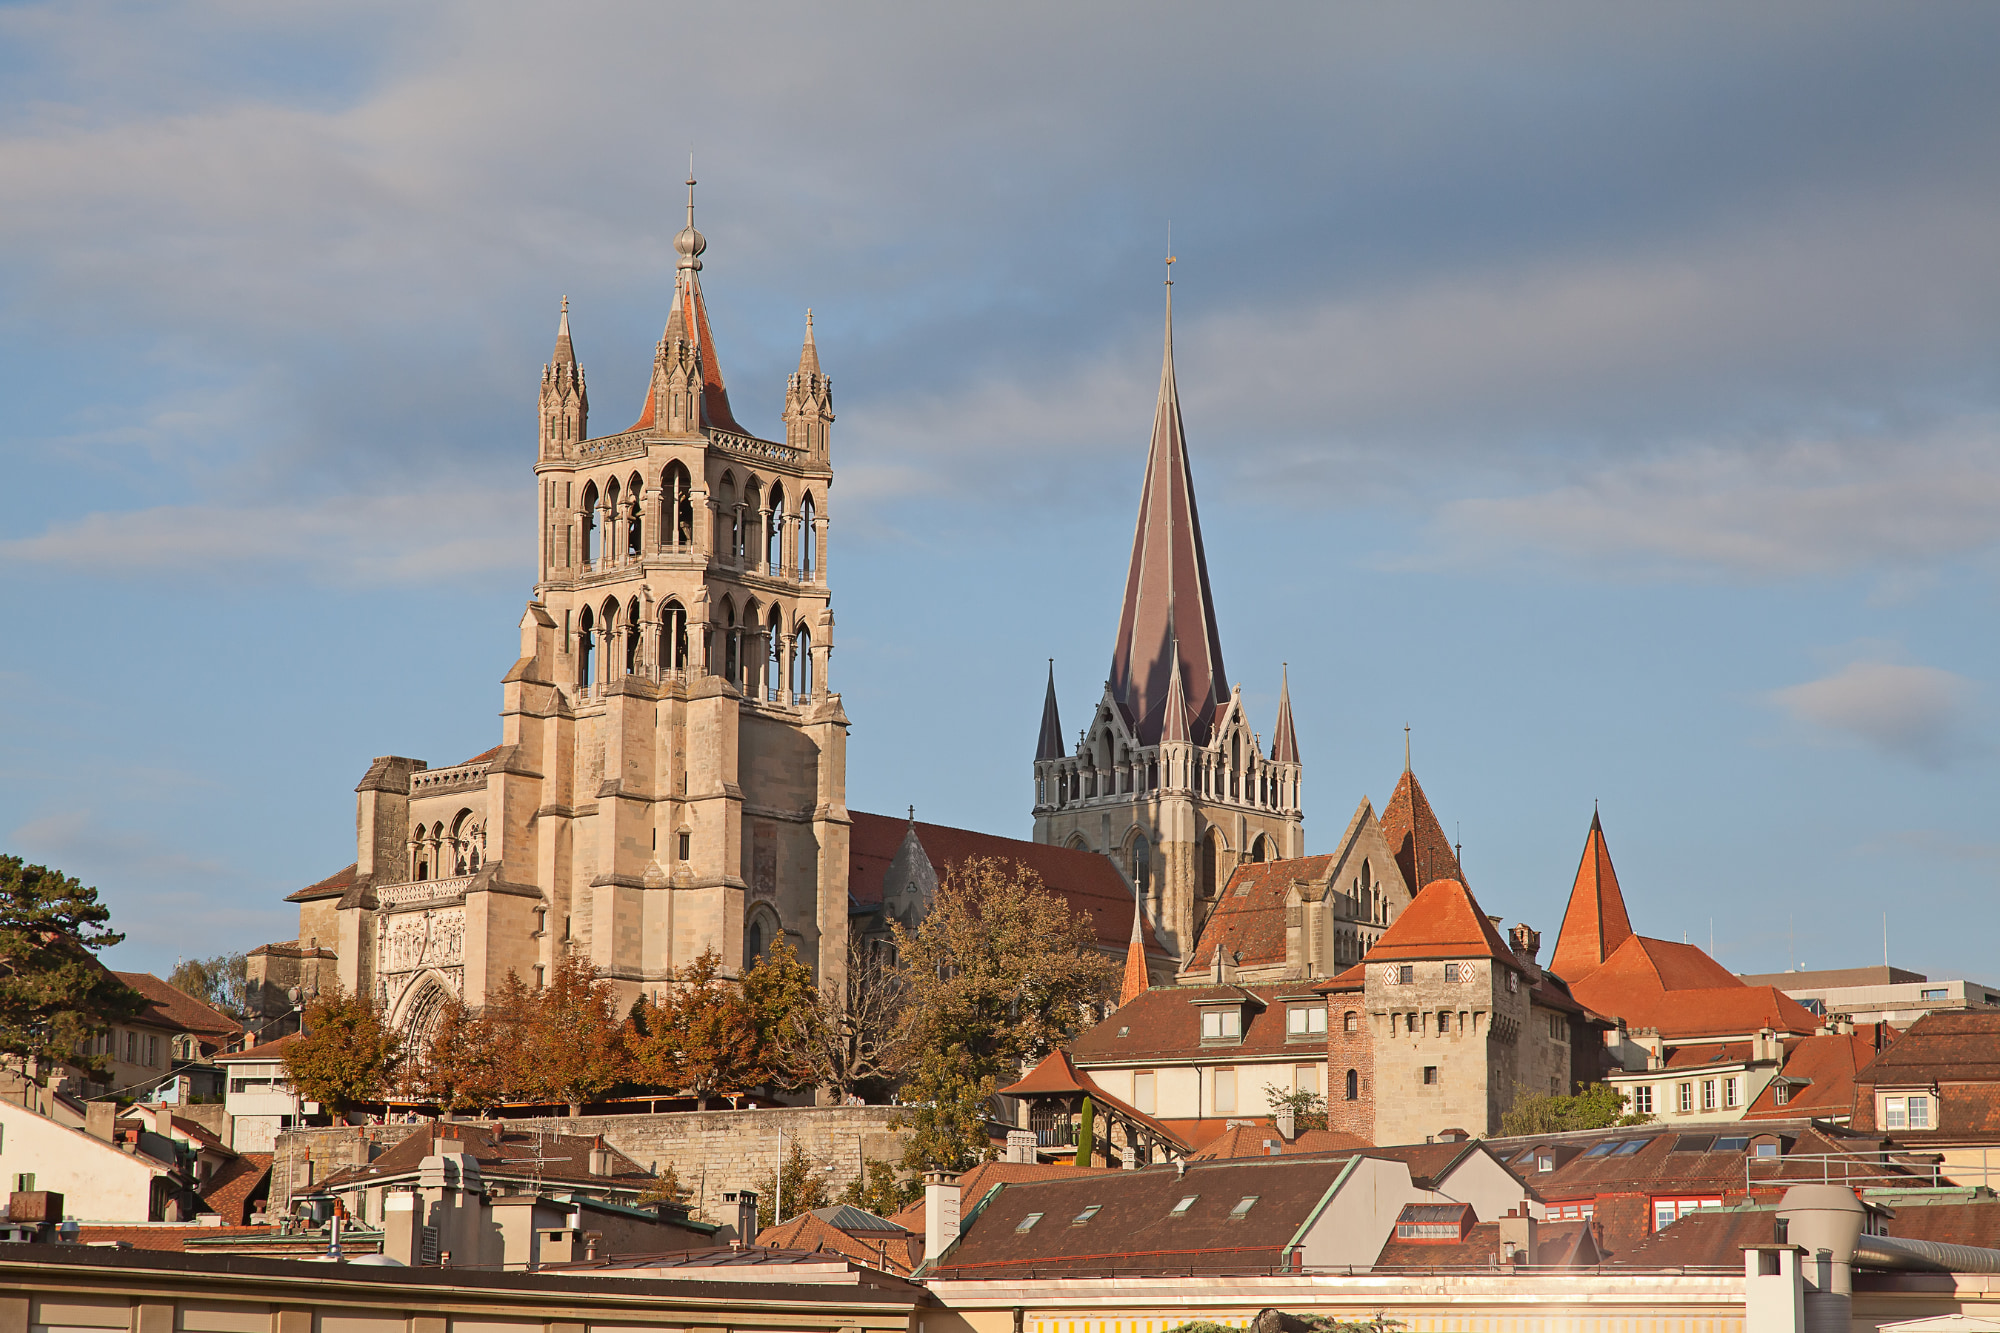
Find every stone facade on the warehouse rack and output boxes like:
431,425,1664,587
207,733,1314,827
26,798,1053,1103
275,190,851,1042
1365,953,1537,1145
270,1106,907,1221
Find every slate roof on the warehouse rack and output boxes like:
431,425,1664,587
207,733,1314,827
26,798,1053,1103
888,1161,1116,1235
848,811,1173,964
1067,982,1328,1067
1372,1218,1602,1270
1185,855,1339,972
923,1154,1367,1278
315,1123,650,1192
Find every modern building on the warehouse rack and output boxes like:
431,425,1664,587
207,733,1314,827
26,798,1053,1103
213,1034,305,1152
1740,966,2000,1028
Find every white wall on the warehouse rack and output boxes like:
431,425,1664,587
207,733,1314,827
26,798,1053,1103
0,1100,165,1221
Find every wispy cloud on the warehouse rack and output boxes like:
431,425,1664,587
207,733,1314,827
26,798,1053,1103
1768,657,1982,768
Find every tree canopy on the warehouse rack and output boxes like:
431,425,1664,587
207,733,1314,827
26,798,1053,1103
0,855,144,1088
168,953,249,1019
1500,1081,1652,1136
281,983,402,1112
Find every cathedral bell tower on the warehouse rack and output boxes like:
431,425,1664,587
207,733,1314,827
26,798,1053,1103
1032,264,1302,960
493,174,849,1008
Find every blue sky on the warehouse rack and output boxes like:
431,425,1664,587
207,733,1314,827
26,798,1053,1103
3,3,1998,982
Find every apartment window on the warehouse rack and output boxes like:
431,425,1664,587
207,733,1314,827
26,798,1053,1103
1295,1065,1319,1096
1423,1066,1439,1086
1287,1006,1328,1036
1653,1197,1723,1231
1702,1079,1718,1111
1343,1011,1358,1033
1536,1154,1555,1173
1213,1067,1237,1114
124,1031,136,1063
1724,1077,1741,1109
1201,1009,1242,1040
1551,1202,1595,1221
1632,1086,1654,1114
1921,989,1949,1001
1910,1095,1932,1129
1132,1071,1156,1115
534,965,546,990
1773,1083,1792,1106
1678,1082,1694,1113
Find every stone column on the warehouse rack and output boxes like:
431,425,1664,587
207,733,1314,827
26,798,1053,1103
693,488,712,557
813,516,829,585
756,505,772,575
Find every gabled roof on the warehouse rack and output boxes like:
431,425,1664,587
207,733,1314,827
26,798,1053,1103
1550,810,1635,981
1107,285,1229,746
888,1161,1115,1235
756,1211,920,1275
1067,982,1326,1069
997,1050,1189,1151
284,863,356,904
847,811,1174,963
1854,1010,2000,1087
199,1152,272,1225
1565,934,1816,1039
1359,878,1517,966
1187,1125,1371,1161
1378,768,1467,894
213,1032,301,1063
1742,1024,1895,1121
1185,854,1340,973
114,972,242,1041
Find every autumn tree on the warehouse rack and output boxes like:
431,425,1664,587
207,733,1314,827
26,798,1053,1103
629,949,763,1107
888,856,1116,1174
741,935,816,1089
512,954,626,1115
411,992,507,1113
281,983,401,1112
839,1158,919,1217
778,937,908,1100
0,856,145,1094
755,1141,832,1230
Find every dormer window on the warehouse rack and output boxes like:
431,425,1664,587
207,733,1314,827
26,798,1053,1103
1286,1006,1327,1038
1200,1009,1243,1040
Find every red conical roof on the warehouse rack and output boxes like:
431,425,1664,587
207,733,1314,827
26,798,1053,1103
1364,878,1516,965
628,264,746,436
1379,766,1467,895
1108,284,1228,745
1549,810,1634,982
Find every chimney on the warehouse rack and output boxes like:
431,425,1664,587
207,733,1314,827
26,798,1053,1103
923,1171,961,1262
1004,1130,1037,1164
1274,1107,1297,1142
381,1190,423,1265
1498,1207,1537,1266
85,1102,116,1142
587,1136,611,1177
722,1189,758,1245
583,1230,602,1262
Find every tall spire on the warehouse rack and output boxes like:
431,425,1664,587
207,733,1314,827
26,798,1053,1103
1380,764,1468,896
553,295,576,364
1107,261,1229,745
1119,887,1151,1007
799,308,821,375
1550,808,1635,982
1159,649,1192,745
1035,660,1066,762
1271,664,1300,763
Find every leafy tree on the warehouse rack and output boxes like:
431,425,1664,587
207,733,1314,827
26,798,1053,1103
515,954,626,1115
1500,1081,1651,1136
0,856,145,1091
839,1158,919,1216
629,949,762,1107
778,938,908,1100
741,934,815,1087
281,983,401,1112
637,1163,691,1208
888,856,1116,1176
168,953,248,1019
1264,1085,1329,1131
755,1141,832,1231
411,993,507,1113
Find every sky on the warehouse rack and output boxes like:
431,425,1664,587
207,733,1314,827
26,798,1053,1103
3,2,1999,983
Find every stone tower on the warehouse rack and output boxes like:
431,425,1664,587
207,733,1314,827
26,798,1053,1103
1031,274,1303,960
290,179,850,1040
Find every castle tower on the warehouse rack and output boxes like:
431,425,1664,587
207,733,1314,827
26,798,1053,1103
299,177,850,1038
1032,271,1302,959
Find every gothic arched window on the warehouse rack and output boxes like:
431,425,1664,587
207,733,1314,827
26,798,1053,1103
663,461,694,549
663,599,688,673
627,471,644,556
721,599,739,686
767,483,785,571
1345,1068,1359,1101
580,481,598,565
793,624,813,699
766,606,783,700
577,604,596,688
800,494,816,579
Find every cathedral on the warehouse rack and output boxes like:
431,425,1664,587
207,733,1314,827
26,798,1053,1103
266,182,852,1043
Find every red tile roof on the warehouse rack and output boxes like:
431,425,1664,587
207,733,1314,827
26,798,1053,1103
72,1225,277,1252
626,266,746,436
1564,934,1816,1040
199,1152,272,1225
997,1050,1190,1152
1186,855,1339,972
1372,1218,1602,1270
848,811,1172,962
1187,1124,1372,1161
113,972,243,1042
213,1032,301,1063
757,1212,921,1275
1742,1025,1895,1121
1550,812,1635,982
285,862,357,904
889,1161,1116,1234
1378,768,1467,896
1068,981,1327,1069
1856,1010,2000,1086
1358,878,1516,966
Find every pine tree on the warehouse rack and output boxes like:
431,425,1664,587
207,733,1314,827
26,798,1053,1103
0,856,145,1091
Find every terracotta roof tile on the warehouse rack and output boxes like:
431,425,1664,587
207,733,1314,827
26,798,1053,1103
756,1212,920,1275
1564,935,1817,1040
214,1032,301,1063
72,1225,277,1252
1068,982,1329,1068
285,863,357,904
1550,812,1635,982
1856,1010,2000,1086
1187,1125,1372,1161
1378,769,1467,897
113,973,243,1040
1357,878,1516,966
1742,1025,1894,1121
997,1050,1189,1151
199,1153,272,1225
1186,855,1339,972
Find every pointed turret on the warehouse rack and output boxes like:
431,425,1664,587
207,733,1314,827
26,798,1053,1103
630,174,746,436
1035,661,1066,762
1550,808,1635,982
1380,764,1467,896
784,308,834,458
1270,665,1300,764
539,296,588,460
1108,275,1230,745
1159,650,1193,745
1119,890,1150,1007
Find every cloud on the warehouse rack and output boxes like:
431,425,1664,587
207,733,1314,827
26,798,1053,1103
1419,425,2000,580
1768,658,1981,767
0,486,530,585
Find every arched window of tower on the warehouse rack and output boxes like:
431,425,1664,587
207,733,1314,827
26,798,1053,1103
605,476,621,566
580,481,599,565
663,599,688,673
577,604,596,688
627,471,644,557
766,606,783,702
767,483,785,572
627,597,642,675
663,461,694,550
720,598,739,686
793,624,812,699
1200,829,1220,899
800,493,817,579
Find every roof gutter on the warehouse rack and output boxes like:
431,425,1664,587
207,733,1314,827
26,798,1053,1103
1279,1153,1361,1271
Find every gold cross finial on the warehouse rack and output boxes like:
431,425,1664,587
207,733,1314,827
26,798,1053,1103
1165,221,1175,287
